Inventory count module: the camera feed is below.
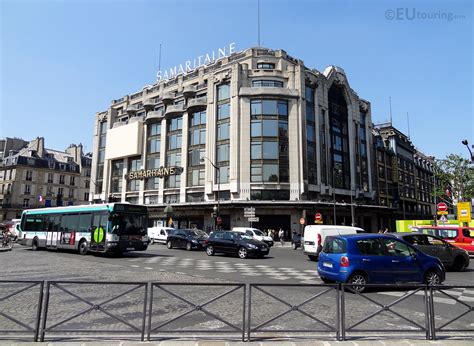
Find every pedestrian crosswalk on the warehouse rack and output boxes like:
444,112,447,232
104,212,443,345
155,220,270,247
126,256,474,306
127,256,321,284
377,287,474,305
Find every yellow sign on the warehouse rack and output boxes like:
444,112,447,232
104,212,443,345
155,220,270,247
168,217,173,227
457,202,472,222
437,211,448,215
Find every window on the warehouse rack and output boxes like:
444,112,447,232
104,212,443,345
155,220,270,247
257,62,275,69
84,192,89,201
70,176,75,186
47,173,54,183
23,199,30,207
356,239,384,256
26,170,33,181
68,189,74,198
323,237,347,254
148,138,160,153
250,99,289,183
148,123,161,136
24,185,31,195
380,238,413,257
145,177,159,190
252,80,283,88
59,175,65,184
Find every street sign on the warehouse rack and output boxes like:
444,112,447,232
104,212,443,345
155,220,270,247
248,217,259,222
437,211,448,215
244,207,255,217
437,202,448,212
299,217,305,225
315,213,322,222
457,202,472,222
439,215,448,224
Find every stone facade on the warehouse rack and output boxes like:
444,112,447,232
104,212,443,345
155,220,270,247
90,47,398,233
0,137,92,221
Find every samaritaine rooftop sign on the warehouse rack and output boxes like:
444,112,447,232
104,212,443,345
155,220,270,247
156,42,236,82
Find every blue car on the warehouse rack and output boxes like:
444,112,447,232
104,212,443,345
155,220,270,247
317,234,445,292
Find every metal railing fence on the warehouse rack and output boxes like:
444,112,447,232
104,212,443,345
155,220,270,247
0,281,472,342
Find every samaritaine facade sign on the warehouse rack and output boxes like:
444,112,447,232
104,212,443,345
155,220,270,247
156,42,236,82
127,166,183,180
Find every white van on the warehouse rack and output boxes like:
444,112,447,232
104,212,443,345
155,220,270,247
232,227,274,247
148,226,175,244
303,225,365,261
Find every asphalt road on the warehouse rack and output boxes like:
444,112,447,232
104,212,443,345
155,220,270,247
1,243,473,341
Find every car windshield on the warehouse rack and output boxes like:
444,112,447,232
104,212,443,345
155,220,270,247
254,230,264,236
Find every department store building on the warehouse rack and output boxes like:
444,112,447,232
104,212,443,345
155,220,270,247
91,47,388,234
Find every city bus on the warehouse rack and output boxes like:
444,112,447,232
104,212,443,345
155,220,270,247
19,203,149,255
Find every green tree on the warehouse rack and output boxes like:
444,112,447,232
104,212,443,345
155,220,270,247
434,154,474,203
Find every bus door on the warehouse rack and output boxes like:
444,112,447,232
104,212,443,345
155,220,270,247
90,212,108,251
46,216,60,248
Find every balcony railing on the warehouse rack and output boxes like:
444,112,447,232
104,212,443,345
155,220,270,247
186,97,207,112
164,104,184,117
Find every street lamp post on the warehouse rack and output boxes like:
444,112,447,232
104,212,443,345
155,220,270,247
350,183,355,227
202,156,220,229
461,139,474,163
332,167,337,225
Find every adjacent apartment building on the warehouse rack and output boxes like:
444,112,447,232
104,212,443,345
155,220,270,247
373,124,436,228
0,137,92,221
91,46,392,233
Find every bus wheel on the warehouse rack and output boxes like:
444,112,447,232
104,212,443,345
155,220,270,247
31,238,39,251
78,240,88,255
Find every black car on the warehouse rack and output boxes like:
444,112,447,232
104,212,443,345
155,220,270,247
291,233,302,250
389,232,470,271
205,231,269,259
166,229,208,251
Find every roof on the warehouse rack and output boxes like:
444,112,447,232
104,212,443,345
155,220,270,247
335,233,395,240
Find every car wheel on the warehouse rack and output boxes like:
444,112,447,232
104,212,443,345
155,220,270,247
167,240,173,249
347,272,368,293
238,247,248,259
186,242,192,251
206,245,214,256
308,255,317,261
78,240,88,255
31,238,39,251
452,257,467,272
424,270,441,285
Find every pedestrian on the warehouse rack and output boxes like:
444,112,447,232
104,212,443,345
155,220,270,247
278,228,284,247
384,228,389,234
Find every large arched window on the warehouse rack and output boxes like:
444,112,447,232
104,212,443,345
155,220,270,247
328,85,350,189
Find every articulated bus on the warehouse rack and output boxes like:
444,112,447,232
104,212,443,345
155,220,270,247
19,203,149,255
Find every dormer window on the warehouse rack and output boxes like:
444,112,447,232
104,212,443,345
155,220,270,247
257,62,275,69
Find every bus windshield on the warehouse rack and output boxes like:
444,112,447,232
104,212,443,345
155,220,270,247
110,213,147,235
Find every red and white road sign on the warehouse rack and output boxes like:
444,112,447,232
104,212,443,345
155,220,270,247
315,213,322,222
437,202,448,212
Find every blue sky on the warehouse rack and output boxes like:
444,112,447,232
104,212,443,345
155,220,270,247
1,0,472,159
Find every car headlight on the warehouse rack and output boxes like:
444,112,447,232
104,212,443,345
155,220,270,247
248,244,258,249
191,239,198,243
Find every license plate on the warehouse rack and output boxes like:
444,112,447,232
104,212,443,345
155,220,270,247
261,248,267,251
323,262,333,268
126,247,134,251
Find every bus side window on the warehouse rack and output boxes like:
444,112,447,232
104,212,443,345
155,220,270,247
462,229,471,238
78,213,92,233
47,216,54,232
